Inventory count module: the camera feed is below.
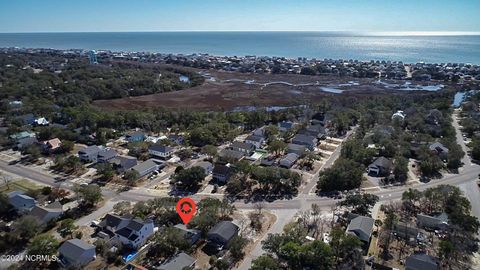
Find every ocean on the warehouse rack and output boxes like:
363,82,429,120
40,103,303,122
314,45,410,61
1,32,480,64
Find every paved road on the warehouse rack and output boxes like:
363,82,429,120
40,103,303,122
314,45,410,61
1,112,479,270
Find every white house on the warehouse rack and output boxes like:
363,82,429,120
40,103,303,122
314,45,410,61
148,144,174,159
115,218,155,248
392,110,406,121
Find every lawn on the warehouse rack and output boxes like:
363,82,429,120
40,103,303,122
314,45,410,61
0,179,43,194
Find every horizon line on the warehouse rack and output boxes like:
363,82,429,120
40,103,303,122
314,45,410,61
1,30,480,36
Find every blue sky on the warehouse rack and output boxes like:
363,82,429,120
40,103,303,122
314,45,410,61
0,0,479,33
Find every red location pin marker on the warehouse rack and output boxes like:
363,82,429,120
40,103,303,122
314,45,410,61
176,198,196,225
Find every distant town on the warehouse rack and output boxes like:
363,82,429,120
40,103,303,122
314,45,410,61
0,47,479,270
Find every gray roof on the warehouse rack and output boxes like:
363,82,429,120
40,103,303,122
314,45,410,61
370,156,393,169
158,252,196,270
245,135,264,142
429,142,449,154
98,149,117,159
417,213,449,228
231,141,255,151
30,202,63,222
149,144,174,153
109,155,137,169
59,239,95,260
208,221,239,242
280,153,299,165
8,191,36,208
78,145,102,155
405,253,438,270
132,159,158,173
288,143,306,151
212,164,231,176
346,216,374,242
292,134,316,145
219,149,245,160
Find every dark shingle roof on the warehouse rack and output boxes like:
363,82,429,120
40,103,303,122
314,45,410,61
208,221,239,243
149,144,174,153
371,156,393,169
405,253,438,270
158,252,196,270
59,239,94,260
98,149,117,159
78,145,102,155
231,141,255,150
346,216,374,242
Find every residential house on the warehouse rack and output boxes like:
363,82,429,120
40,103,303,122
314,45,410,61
416,213,449,231
393,223,422,245
97,214,131,238
230,141,255,155
10,131,36,141
8,191,37,213
392,110,406,121
279,153,299,168
34,117,49,126
218,149,245,162
158,252,196,270
212,164,232,183
126,131,145,143
346,216,374,245
260,156,276,167
174,224,201,244
30,201,64,224
299,125,327,139
148,144,174,159
287,143,306,156
278,121,296,133
405,253,439,270
17,113,35,125
131,159,159,178
368,157,393,176
426,109,442,126
245,135,265,148
252,127,265,137
115,218,155,248
40,138,62,153
292,134,318,150
207,221,239,248
58,239,96,268
14,136,38,150
97,149,118,163
429,142,449,160
194,161,213,175
78,145,103,162
168,134,185,145
109,156,138,173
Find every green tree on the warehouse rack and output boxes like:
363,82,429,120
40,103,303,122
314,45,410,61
13,215,43,240
229,236,248,262
124,170,140,184
317,158,364,192
0,193,10,216
97,163,115,181
77,184,102,206
57,218,78,238
250,255,282,270
28,234,59,256
268,139,287,155
201,144,217,158
173,166,206,191
393,156,409,182
340,193,379,216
